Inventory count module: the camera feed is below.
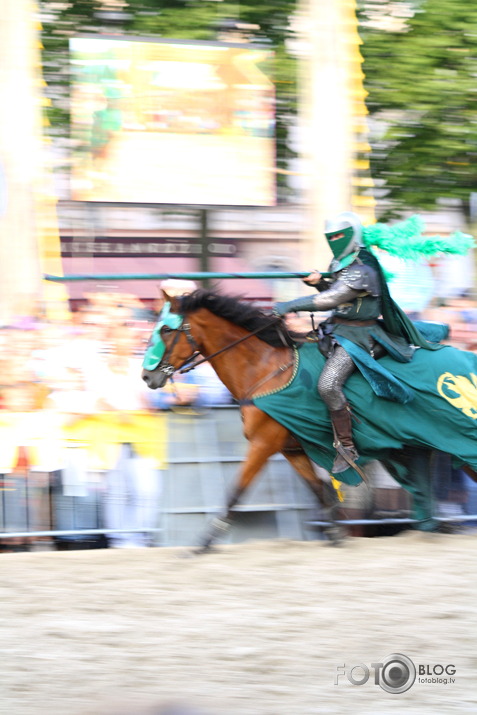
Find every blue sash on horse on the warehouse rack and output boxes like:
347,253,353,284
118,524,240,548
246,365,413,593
252,337,477,486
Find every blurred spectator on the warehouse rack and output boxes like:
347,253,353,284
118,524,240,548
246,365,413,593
92,322,162,548
434,253,475,304
153,278,198,315
421,295,477,351
145,358,233,411
159,279,198,297
365,459,410,518
0,378,49,552
192,361,233,407
146,370,200,411
2,325,40,386
46,364,103,549
432,451,469,520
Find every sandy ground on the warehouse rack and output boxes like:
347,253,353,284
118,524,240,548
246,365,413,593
0,532,476,715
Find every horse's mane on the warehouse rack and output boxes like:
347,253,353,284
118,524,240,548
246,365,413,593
178,289,305,347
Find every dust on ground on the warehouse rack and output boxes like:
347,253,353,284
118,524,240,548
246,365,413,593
1,532,476,715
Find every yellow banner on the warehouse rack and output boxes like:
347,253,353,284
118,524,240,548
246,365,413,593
64,411,168,469
0,410,168,471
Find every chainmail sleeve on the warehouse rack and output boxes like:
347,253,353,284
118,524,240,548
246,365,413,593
309,281,362,310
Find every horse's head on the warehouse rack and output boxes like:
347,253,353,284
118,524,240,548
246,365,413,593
141,291,199,389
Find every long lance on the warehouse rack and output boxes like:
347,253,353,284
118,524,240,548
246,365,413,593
44,271,332,282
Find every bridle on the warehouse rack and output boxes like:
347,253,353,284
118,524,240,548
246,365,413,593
156,320,201,377
151,312,291,380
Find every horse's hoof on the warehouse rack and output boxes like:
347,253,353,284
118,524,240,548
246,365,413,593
175,547,216,559
175,549,198,559
325,526,347,546
434,522,466,535
192,544,219,556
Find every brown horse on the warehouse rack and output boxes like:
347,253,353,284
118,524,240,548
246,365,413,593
142,289,340,549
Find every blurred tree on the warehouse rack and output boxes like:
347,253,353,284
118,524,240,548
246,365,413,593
40,0,297,200
358,0,477,221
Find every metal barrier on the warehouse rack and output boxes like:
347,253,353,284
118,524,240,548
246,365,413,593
308,516,477,527
160,406,319,546
0,407,319,548
0,469,159,544
0,406,475,549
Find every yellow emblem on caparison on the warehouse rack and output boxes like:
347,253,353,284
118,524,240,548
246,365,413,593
437,372,477,419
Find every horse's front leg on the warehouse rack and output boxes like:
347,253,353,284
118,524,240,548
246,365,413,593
196,407,288,552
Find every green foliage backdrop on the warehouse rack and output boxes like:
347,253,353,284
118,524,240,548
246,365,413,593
358,0,477,220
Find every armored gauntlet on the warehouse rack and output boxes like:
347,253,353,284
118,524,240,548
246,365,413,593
273,295,321,316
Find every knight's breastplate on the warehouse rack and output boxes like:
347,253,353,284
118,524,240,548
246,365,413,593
333,294,382,320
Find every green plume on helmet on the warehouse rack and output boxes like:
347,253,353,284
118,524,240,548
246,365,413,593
361,214,475,260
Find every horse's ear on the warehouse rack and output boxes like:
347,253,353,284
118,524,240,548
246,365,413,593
161,289,181,312
170,295,181,312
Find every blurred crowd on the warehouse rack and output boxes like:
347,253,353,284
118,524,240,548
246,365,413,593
0,284,234,415
0,281,233,552
3,281,475,418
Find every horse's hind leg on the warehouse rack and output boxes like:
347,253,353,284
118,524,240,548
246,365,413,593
281,449,345,545
462,464,477,483
384,447,437,531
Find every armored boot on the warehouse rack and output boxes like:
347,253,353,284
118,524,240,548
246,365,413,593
330,404,360,474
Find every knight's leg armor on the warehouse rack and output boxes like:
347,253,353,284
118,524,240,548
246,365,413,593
318,345,359,473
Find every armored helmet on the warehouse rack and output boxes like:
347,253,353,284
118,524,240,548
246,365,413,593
324,211,364,271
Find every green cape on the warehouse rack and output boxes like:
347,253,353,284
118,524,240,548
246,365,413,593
253,342,477,486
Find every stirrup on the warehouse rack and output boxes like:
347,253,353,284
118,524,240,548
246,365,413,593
332,442,369,484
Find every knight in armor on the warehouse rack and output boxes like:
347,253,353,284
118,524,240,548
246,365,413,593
273,212,431,475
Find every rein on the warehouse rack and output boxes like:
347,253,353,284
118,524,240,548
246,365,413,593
178,316,286,374
157,321,200,377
